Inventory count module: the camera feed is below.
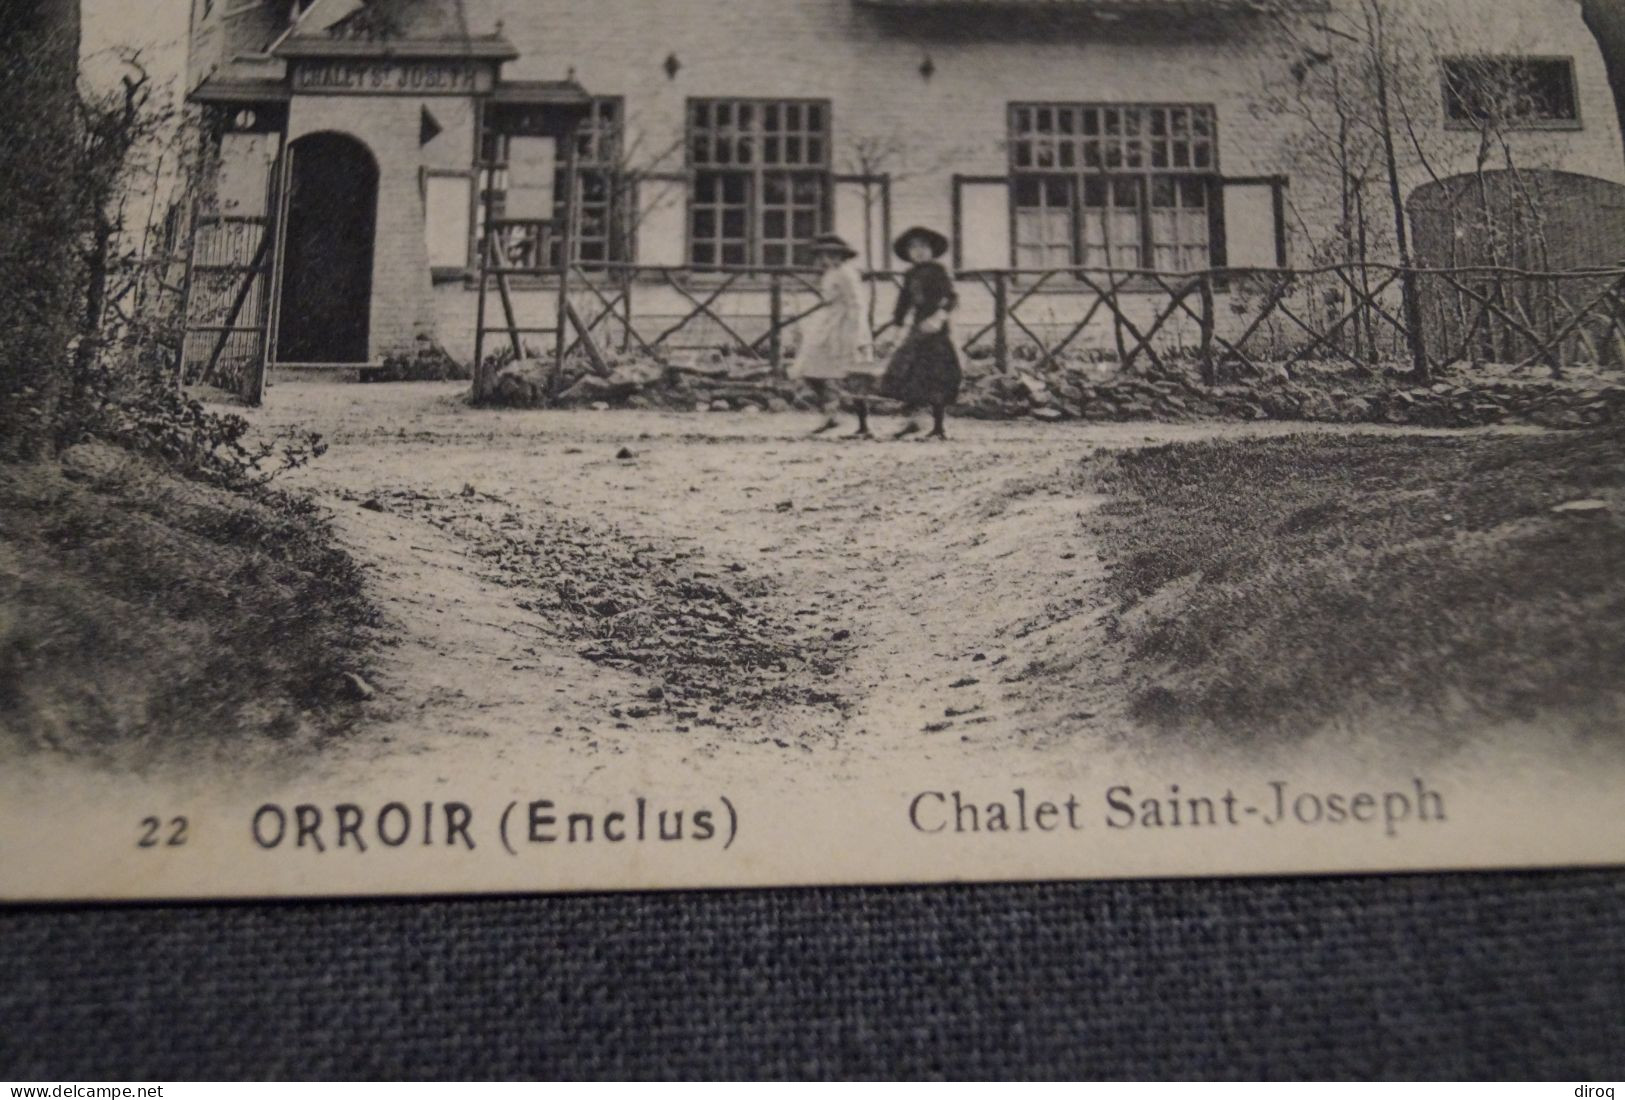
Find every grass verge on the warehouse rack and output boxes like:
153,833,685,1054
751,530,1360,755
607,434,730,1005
1086,424,1625,747
0,443,379,769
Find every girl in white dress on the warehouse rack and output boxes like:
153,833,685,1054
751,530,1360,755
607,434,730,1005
791,234,875,438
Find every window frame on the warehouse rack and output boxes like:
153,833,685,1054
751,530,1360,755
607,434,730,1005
1439,55,1583,132
685,96,834,271
421,167,479,283
475,95,628,276
1007,101,1224,277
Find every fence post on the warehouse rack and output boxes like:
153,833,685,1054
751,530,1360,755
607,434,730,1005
993,271,1009,373
473,231,491,403
620,265,634,354
1612,273,1625,369
1198,271,1217,386
173,199,198,392
769,272,784,377
1400,265,1430,383
556,138,580,371
1542,275,1563,380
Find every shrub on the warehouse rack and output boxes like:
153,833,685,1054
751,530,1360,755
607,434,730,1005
79,376,328,489
372,340,470,382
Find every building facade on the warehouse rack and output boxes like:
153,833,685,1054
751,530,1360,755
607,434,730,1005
185,0,1625,370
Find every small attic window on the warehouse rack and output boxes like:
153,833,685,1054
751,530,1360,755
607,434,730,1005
1442,56,1581,130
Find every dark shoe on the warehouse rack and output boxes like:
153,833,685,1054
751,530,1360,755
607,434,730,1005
810,417,839,436
893,422,921,439
925,427,947,440
846,427,873,440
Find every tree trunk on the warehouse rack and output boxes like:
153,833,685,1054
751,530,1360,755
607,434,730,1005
1366,0,1429,381
1582,0,1625,168
0,0,83,459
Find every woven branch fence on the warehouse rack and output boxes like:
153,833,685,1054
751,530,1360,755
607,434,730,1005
549,260,1625,382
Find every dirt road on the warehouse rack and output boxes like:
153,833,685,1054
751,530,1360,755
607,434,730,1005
248,382,1393,792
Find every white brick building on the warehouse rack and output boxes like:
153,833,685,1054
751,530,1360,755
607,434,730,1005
185,0,1625,371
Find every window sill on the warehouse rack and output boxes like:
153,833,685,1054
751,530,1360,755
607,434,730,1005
444,270,1237,296
1442,119,1583,132
1004,273,1230,294
438,269,1235,295
449,269,843,292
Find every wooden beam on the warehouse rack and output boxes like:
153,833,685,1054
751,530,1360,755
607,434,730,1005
563,296,609,376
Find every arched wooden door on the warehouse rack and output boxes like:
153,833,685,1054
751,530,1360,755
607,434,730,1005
1409,170,1625,366
276,132,378,364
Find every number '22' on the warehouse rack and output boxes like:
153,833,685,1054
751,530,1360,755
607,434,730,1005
138,816,188,848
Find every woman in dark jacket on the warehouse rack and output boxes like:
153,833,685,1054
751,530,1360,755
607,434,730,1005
879,226,962,440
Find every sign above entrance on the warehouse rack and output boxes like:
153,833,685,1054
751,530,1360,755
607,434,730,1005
291,59,496,96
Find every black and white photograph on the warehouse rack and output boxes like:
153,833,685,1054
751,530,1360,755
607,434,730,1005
3,0,1625,900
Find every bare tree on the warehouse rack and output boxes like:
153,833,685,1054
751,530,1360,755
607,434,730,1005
1251,0,1574,378
601,122,689,268
564,117,687,356
72,54,178,405
840,133,905,332
1581,0,1625,164
840,130,974,333
0,0,83,458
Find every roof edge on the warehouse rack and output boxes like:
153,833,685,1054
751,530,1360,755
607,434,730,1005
272,35,520,61
489,80,595,107
188,76,293,105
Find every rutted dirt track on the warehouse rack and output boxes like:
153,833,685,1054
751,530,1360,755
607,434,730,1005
249,382,1384,790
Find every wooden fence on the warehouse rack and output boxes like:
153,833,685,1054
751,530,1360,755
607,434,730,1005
958,263,1625,381
559,264,905,364
535,260,1625,383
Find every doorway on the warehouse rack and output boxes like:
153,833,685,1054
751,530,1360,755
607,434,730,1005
276,132,378,364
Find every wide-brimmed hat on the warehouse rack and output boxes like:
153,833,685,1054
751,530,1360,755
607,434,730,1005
809,233,859,260
894,225,949,263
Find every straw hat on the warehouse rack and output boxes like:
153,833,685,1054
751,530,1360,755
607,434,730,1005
809,233,859,260
893,226,949,263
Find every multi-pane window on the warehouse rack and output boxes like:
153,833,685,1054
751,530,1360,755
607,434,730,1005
478,97,624,271
691,173,749,268
1010,103,1219,273
1149,175,1214,273
688,98,831,269
1442,57,1579,128
1014,176,1074,269
1081,177,1145,270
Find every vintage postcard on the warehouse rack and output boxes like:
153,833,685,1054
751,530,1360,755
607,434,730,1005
2,0,1624,902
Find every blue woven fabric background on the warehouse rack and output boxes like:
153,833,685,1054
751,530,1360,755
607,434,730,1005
4,872,1624,1079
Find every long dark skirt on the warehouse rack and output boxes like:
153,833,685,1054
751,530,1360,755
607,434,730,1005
879,326,962,408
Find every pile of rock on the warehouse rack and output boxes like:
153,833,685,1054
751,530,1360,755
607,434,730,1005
485,353,816,414
480,350,1625,430
956,366,1222,422
956,362,1625,429
1358,378,1625,429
